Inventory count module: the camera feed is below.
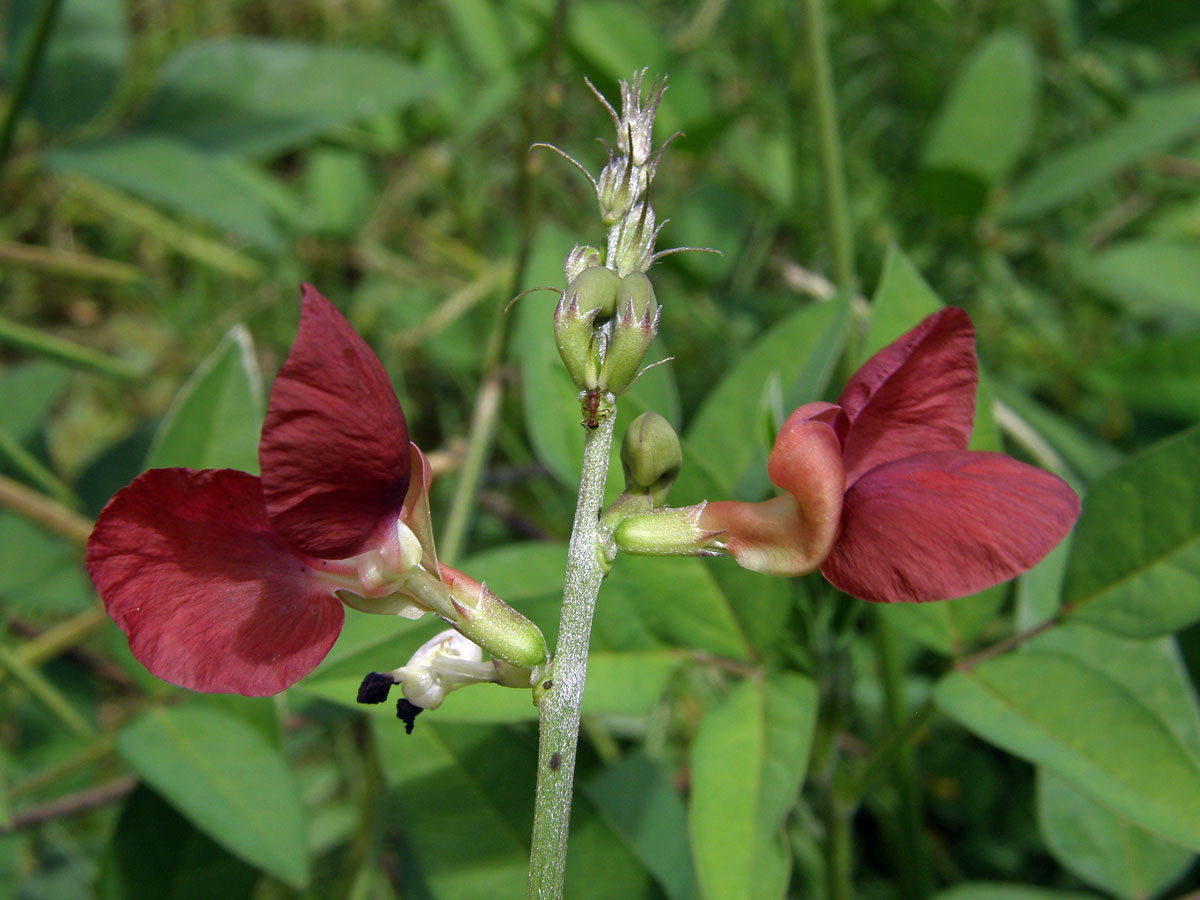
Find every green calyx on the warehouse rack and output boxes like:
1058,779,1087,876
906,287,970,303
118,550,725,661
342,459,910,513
620,411,680,505
600,272,659,394
554,266,622,390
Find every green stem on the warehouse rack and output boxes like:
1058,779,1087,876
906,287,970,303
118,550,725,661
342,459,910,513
800,0,855,290
0,429,80,509
0,645,95,741
871,613,931,900
824,791,854,900
0,0,63,178
526,409,617,900
0,314,143,380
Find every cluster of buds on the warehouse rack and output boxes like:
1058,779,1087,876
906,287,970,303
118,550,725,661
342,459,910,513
540,71,680,417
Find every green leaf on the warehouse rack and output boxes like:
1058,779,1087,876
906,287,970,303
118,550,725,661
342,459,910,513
877,591,1005,658
1038,770,1194,900
1004,86,1200,221
862,247,943,360
47,138,285,250
0,512,93,613
934,650,1200,851
921,31,1039,188
0,362,70,445
1063,424,1200,637
567,1,667,85
1098,0,1200,50
139,38,438,157
676,295,851,504
1090,331,1200,420
584,753,698,900
1079,238,1200,317
933,885,1101,900
690,673,817,900
116,704,309,887
146,325,264,472
5,0,127,132
96,786,260,900
301,147,375,238
441,0,515,76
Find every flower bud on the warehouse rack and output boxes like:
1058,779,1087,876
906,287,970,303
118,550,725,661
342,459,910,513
620,411,681,507
600,272,659,394
608,202,661,276
564,245,603,282
597,156,649,225
439,564,549,669
612,503,724,557
555,266,621,390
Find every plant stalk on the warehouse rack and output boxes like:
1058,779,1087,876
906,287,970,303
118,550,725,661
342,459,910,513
0,0,63,178
800,0,855,290
526,409,617,900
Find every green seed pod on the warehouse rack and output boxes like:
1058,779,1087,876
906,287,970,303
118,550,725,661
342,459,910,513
600,272,658,394
620,411,681,507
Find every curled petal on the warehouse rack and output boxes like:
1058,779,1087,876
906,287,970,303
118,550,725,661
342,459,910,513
401,443,439,577
820,451,1081,603
703,415,845,576
260,285,410,559
87,468,344,696
837,307,978,485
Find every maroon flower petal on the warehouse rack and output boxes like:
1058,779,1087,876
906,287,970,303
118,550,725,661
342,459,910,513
87,468,344,696
820,451,1080,603
837,308,978,485
400,443,439,577
260,285,411,559
700,410,846,577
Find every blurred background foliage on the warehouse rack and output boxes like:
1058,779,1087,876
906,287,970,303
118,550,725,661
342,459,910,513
2,0,1199,898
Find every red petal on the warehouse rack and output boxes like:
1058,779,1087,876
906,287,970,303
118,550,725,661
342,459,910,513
701,411,845,576
400,443,439,576
87,468,344,695
837,308,978,485
260,285,410,559
820,451,1080,603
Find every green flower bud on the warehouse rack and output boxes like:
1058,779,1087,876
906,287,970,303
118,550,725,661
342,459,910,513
612,503,723,557
554,291,601,391
621,411,681,506
567,265,621,318
564,245,603,282
599,272,658,394
441,566,549,670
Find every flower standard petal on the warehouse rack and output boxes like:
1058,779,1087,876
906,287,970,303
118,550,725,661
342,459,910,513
837,307,978,485
820,451,1081,603
87,468,345,696
259,284,411,560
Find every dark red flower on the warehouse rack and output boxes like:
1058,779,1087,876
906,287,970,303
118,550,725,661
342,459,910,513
88,286,439,695
701,308,1080,602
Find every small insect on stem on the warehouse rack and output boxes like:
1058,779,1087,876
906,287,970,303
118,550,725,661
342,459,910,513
580,388,615,430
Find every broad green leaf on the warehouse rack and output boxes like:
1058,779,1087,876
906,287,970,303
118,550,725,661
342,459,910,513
374,719,656,899
47,138,284,250
1080,238,1200,317
116,704,308,887
1015,536,1072,630
677,295,851,504
921,32,1039,187
441,0,514,76
608,554,753,661
1063,425,1200,637
1004,87,1200,221
0,362,70,444
584,753,697,900
1098,0,1200,50
96,786,259,900
877,590,1005,658
934,650,1200,851
139,39,438,157
5,0,127,132
301,147,375,238
146,325,264,472
567,1,667,85
934,886,1101,900
1090,331,1200,419
664,181,743,280
690,673,817,900
0,512,93,613
1038,770,1194,900
862,246,943,360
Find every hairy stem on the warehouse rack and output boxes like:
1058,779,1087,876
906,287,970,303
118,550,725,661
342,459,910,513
527,409,617,900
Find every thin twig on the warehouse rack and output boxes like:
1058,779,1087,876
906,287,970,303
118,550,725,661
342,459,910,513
3,775,137,832
955,615,1061,672
0,473,94,544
